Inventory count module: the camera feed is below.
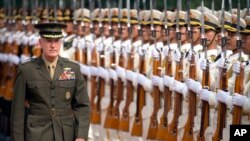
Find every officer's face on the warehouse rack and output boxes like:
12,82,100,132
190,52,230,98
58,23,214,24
103,21,110,37
121,22,129,40
227,31,237,50
169,27,176,41
242,34,250,54
40,38,62,60
112,22,119,39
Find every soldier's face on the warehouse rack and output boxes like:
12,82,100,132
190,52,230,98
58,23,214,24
83,22,90,36
227,31,237,50
242,34,250,54
217,30,228,46
40,38,62,60
169,27,176,41
131,24,139,40
155,25,163,41
103,21,110,37
112,22,119,39
191,26,201,44
142,25,150,42
205,30,217,45
93,22,100,36
180,26,187,42
121,22,129,40
65,21,74,34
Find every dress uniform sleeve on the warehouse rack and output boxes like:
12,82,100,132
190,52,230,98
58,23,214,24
72,64,90,140
10,66,26,141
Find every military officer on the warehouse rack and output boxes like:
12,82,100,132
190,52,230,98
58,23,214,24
11,23,90,141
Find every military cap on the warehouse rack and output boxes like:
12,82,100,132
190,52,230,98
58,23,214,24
203,11,219,31
242,16,250,33
49,9,63,22
92,8,104,22
34,23,67,39
111,8,119,22
227,14,246,33
231,8,243,17
189,9,202,26
74,8,90,22
160,11,174,27
140,10,151,25
40,9,49,20
196,6,212,14
102,8,110,22
120,9,138,24
172,10,187,26
63,9,74,21
216,11,234,32
0,8,5,19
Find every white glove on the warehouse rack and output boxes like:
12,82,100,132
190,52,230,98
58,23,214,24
173,50,181,62
89,66,98,76
97,43,104,52
126,70,136,81
186,78,202,94
200,89,211,102
216,89,232,106
172,80,188,98
163,46,169,57
152,48,160,59
232,93,247,107
200,59,207,70
109,68,118,81
98,67,109,82
80,64,90,77
8,54,20,65
232,61,241,74
2,54,9,62
216,57,226,69
151,75,161,86
22,35,29,45
116,66,126,82
163,75,174,88
137,74,152,92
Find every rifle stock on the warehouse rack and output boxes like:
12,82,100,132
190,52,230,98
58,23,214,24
197,65,210,141
166,55,184,141
119,49,135,131
147,57,161,139
91,51,105,124
90,47,97,113
212,67,228,141
183,53,197,141
157,51,172,140
232,66,244,124
131,54,145,137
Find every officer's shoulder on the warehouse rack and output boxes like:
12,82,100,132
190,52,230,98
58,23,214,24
62,57,79,66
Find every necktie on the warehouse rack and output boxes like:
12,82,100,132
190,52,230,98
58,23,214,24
48,65,55,79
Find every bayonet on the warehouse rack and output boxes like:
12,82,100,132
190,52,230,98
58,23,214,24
186,0,193,51
176,0,181,52
248,0,250,16
201,0,207,60
212,0,215,14
118,0,122,39
229,0,232,14
54,0,57,23
89,0,94,34
221,0,227,58
143,0,146,10
127,0,131,39
236,0,242,61
81,0,85,28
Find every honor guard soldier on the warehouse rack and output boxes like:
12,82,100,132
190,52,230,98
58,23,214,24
232,15,250,125
11,22,90,141
60,9,77,59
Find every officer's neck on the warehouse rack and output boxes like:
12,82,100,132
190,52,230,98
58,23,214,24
43,55,59,64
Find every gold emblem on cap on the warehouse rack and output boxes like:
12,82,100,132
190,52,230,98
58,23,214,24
65,91,71,100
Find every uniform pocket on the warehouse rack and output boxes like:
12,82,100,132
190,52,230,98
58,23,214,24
26,115,50,141
61,116,75,141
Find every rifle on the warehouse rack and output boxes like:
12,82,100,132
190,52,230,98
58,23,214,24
119,0,134,131
232,0,244,125
147,0,161,139
131,0,144,136
212,1,228,140
81,0,88,65
197,1,210,141
183,0,198,140
166,0,184,140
